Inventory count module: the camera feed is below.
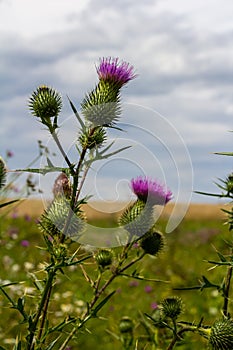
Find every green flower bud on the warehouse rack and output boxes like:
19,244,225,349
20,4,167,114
0,157,6,190
95,249,113,269
119,200,154,238
119,316,134,334
208,319,233,350
39,197,85,240
161,297,183,320
227,174,233,194
29,85,62,123
79,127,106,150
52,244,68,261
140,230,165,256
81,81,121,127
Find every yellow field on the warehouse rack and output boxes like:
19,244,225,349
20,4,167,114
2,198,231,221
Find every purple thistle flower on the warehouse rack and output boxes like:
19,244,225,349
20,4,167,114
128,280,139,287
131,176,172,206
24,214,31,222
151,302,158,310
97,57,136,87
21,240,30,247
144,285,153,293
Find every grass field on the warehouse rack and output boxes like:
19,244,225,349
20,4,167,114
0,200,232,349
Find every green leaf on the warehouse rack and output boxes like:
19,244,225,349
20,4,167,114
217,251,227,262
0,199,20,208
45,335,62,350
0,283,18,307
67,96,85,130
17,297,25,312
66,254,93,267
90,145,131,164
194,190,226,198
91,291,116,317
29,273,44,292
14,166,69,175
98,140,115,155
207,260,231,266
13,337,21,350
201,276,220,290
214,152,233,156
47,157,55,167
48,317,75,333
98,145,131,160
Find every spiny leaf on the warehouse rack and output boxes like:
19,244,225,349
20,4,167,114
0,199,20,208
214,152,233,156
47,157,55,167
96,145,131,160
14,166,69,175
45,335,62,350
194,190,226,198
91,291,115,317
13,338,21,350
67,96,85,130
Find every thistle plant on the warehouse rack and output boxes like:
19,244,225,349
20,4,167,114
141,135,233,349
0,57,172,350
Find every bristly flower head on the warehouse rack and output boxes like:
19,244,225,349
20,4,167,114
131,176,172,206
97,57,136,88
81,57,136,126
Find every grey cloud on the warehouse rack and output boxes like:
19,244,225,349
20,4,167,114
1,1,232,202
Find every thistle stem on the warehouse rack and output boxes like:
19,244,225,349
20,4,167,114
58,248,145,347
27,269,56,350
223,264,233,317
51,131,73,171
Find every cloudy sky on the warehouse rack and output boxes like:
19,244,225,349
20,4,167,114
1,0,233,211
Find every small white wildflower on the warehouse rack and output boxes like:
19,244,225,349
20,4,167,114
12,264,20,272
211,290,219,298
53,292,61,301
24,262,34,270
62,291,73,298
209,307,218,316
61,304,74,314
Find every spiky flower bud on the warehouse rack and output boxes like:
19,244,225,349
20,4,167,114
52,173,72,199
119,200,154,238
226,174,233,195
52,244,68,261
208,319,233,350
119,316,134,334
79,127,106,150
29,85,62,124
161,297,183,320
0,157,6,190
81,57,135,127
95,249,113,269
140,230,165,256
39,197,85,240
81,81,120,126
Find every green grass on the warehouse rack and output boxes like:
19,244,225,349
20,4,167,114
0,213,231,349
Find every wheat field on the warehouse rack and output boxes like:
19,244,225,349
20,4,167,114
3,198,231,221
